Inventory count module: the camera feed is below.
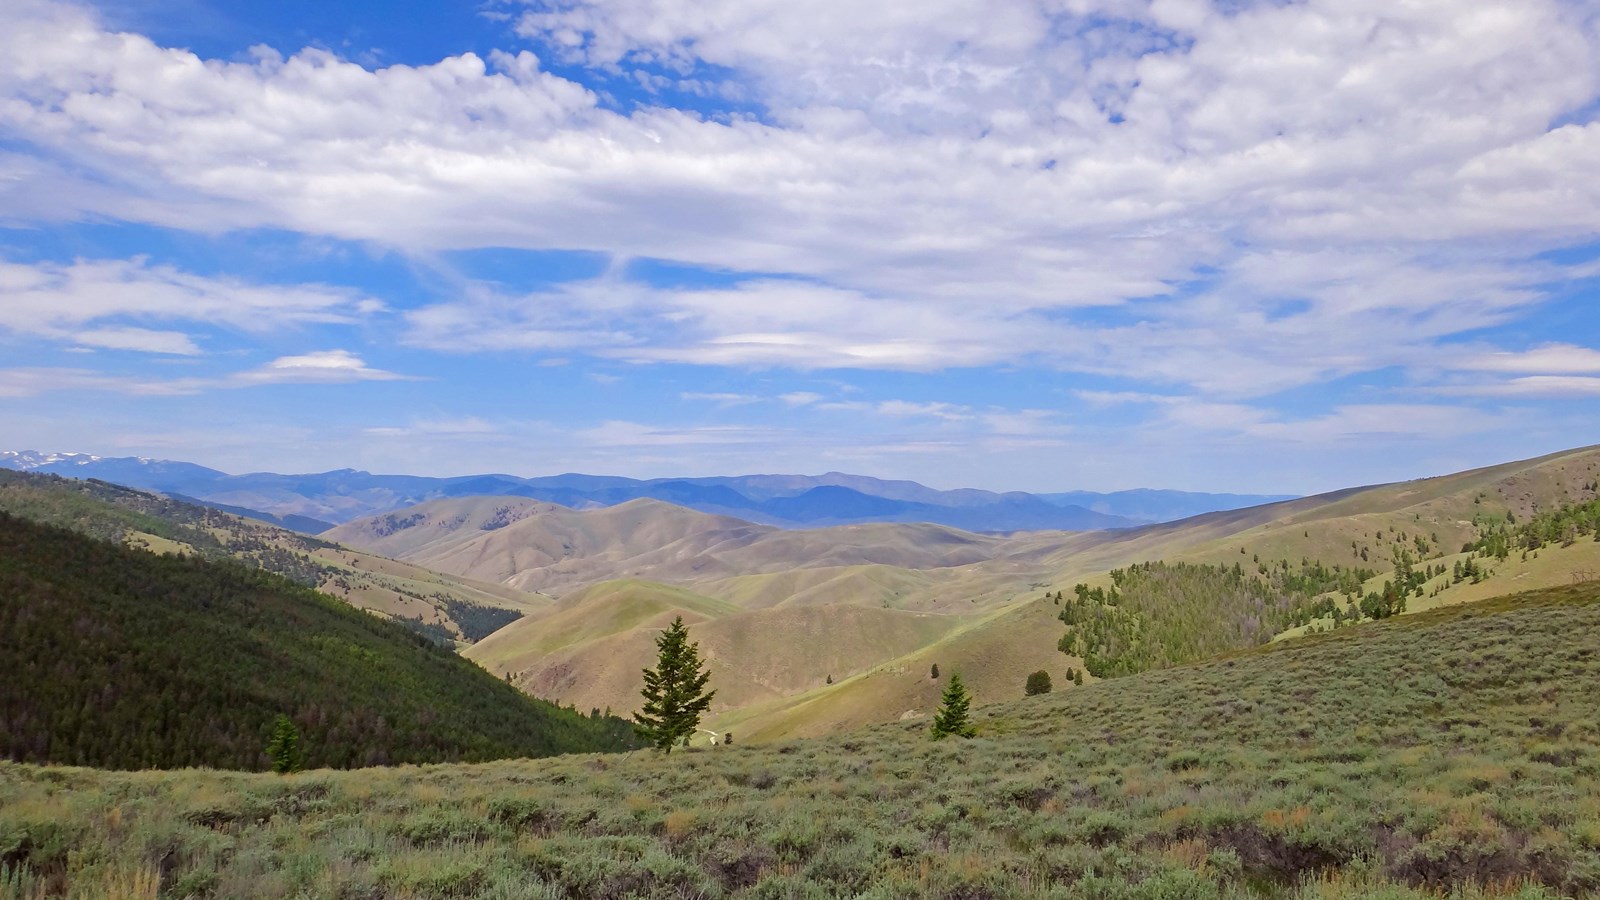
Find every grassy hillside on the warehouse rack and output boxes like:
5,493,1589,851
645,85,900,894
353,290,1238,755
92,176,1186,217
0,513,638,771
329,446,1600,740
326,496,1014,602
3,583,1595,898
720,593,1077,742
0,471,547,644
467,580,976,717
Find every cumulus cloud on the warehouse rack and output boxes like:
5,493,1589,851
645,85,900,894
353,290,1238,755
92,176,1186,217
0,0,1597,403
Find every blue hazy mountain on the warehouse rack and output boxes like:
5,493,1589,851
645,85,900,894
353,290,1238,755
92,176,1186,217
0,451,1294,533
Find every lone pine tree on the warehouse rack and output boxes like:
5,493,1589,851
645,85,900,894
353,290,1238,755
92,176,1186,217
634,616,715,753
930,671,977,740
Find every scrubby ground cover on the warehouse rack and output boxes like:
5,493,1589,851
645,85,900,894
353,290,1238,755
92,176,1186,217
4,584,1598,899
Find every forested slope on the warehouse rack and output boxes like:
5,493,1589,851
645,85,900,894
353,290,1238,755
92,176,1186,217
0,470,540,645
0,513,638,770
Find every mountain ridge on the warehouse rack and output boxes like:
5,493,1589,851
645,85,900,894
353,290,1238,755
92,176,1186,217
0,450,1295,533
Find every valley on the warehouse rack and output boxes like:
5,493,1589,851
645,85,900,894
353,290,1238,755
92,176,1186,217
309,443,1600,740
4,445,1600,899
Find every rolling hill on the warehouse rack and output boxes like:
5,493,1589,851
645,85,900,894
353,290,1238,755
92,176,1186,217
327,444,1600,741
324,496,1017,601
0,512,639,770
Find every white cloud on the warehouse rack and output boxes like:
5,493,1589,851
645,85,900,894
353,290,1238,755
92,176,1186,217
0,0,1597,402
874,400,973,421
0,351,413,397
1458,343,1600,375
1437,375,1600,398
0,367,195,397
1073,390,1185,407
0,257,376,354
71,327,201,355
234,350,414,385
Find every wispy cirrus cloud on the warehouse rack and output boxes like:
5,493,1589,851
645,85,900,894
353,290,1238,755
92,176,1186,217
1434,376,1600,398
0,351,413,397
1456,343,1600,375
0,257,379,355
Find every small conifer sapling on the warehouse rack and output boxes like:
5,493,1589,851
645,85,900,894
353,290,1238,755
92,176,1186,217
930,672,977,740
265,714,303,774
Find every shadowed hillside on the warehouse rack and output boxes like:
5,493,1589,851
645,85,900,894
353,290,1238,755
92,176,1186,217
0,513,639,770
0,470,548,645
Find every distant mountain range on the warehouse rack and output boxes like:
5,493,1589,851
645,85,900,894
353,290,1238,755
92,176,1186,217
0,450,1295,534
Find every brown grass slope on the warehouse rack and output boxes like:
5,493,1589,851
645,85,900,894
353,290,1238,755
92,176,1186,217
716,592,1079,743
466,578,979,719
719,444,1600,739
369,445,1600,737
328,496,1019,602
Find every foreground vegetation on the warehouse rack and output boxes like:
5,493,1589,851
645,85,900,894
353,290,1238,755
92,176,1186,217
0,513,638,771
4,583,1596,898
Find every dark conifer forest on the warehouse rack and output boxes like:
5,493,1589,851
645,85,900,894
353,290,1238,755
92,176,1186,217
0,512,639,771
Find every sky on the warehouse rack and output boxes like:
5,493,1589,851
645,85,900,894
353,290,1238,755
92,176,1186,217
0,0,1598,495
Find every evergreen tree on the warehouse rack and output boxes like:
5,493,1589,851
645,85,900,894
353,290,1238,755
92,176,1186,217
265,714,303,774
634,616,715,753
930,663,940,679
1025,670,1052,696
930,672,977,740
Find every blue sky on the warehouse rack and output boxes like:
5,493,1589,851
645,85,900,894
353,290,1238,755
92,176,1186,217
1,0,1598,494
